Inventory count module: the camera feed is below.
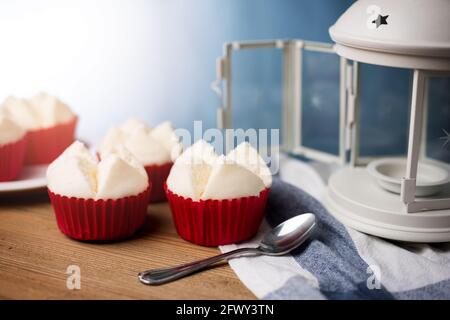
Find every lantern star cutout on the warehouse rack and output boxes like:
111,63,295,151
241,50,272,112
440,129,450,149
372,14,389,28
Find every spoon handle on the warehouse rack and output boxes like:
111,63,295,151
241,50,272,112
138,247,260,285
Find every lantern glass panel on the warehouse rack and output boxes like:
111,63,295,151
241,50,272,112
426,76,450,164
358,64,412,157
300,50,340,155
231,48,282,146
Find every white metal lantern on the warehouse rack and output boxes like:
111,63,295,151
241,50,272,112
326,0,450,242
213,0,450,242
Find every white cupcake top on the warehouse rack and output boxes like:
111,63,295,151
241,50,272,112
0,92,75,130
99,119,183,166
47,141,149,200
167,140,272,200
0,115,26,146
227,142,273,187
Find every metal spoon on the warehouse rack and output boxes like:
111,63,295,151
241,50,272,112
138,213,316,285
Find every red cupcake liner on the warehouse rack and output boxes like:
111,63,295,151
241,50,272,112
145,162,173,203
25,117,78,165
0,135,27,182
48,184,151,241
165,184,269,246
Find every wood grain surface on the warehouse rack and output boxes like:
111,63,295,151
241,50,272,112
0,191,255,300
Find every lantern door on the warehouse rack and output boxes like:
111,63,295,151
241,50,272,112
213,39,348,164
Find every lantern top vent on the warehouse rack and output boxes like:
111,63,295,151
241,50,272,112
329,0,450,70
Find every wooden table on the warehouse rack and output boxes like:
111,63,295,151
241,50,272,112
0,190,255,299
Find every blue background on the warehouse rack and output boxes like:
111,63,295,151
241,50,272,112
0,0,448,162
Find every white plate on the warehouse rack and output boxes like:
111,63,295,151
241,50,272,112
0,165,47,193
367,158,450,197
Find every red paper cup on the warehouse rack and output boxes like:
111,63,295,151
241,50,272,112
25,117,78,165
48,184,151,241
144,162,173,203
165,184,269,246
0,135,27,182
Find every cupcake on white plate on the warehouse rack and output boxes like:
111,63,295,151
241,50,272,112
165,140,272,246
47,141,151,241
0,115,27,181
1,92,77,164
99,119,182,203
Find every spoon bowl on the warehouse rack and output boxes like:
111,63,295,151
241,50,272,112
259,213,316,255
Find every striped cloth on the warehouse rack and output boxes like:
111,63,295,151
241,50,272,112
220,156,450,300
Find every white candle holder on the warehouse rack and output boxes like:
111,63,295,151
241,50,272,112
212,0,450,242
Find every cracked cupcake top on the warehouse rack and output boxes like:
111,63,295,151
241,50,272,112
99,119,183,166
47,141,148,200
167,140,272,200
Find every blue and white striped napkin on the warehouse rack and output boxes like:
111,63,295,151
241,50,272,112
220,156,450,300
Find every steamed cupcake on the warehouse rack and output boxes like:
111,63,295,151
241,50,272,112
165,140,272,246
0,115,27,181
99,119,182,203
1,92,77,164
47,141,151,241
